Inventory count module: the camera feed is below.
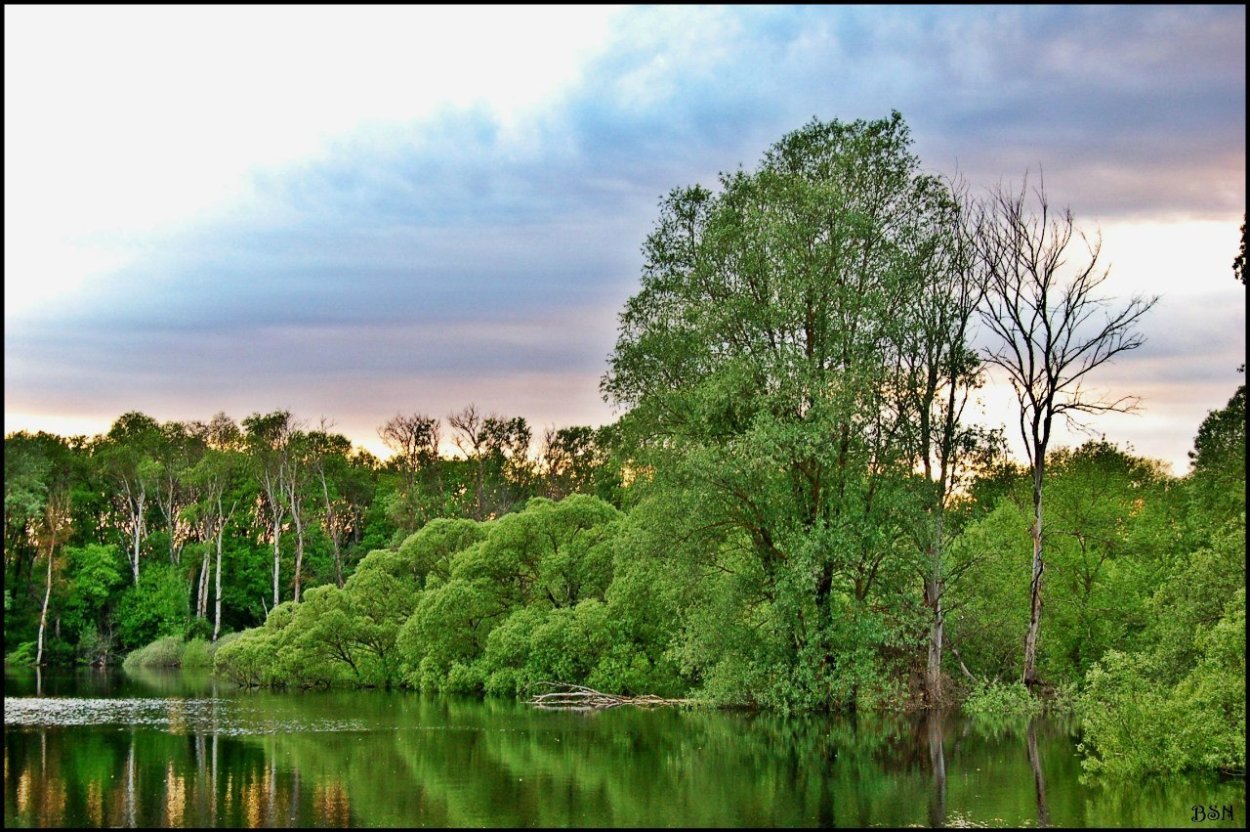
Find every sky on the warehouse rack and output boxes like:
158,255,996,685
4,5,1245,473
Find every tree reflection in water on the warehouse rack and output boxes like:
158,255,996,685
2,671,1244,828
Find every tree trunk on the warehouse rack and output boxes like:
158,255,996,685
36,546,53,665
1022,467,1045,688
131,520,142,584
197,548,211,617
925,579,944,706
925,511,945,706
213,526,224,641
292,509,305,604
272,517,282,609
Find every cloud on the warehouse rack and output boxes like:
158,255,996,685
5,5,1245,460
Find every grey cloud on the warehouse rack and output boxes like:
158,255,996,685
7,5,1244,444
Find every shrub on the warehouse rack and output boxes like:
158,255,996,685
123,634,231,672
1077,650,1189,776
180,638,214,669
115,564,191,650
76,624,115,666
122,636,185,671
1079,596,1245,777
4,641,37,667
214,629,281,687
962,680,1042,717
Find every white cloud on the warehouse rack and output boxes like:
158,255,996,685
3,5,622,316
4,5,1245,473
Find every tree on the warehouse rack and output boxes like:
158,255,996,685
448,404,488,519
309,425,369,588
4,433,52,584
975,173,1158,688
1077,388,1246,777
35,488,72,665
1233,215,1245,286
97,412,162,584
1040,441,1170,681
12,433,77,665
151,420,203,566
896,177,991,705
284,429,314,604
449,405,533,520
603,113,961,708
183,415,245,640
378,412,442,532
243,410,296,608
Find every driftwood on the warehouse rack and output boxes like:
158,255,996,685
525,682,698,710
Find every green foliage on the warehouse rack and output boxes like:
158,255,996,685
75,623,114,666
122,636,185,670
962,681,1042,717
120,635,219,670
943,498,1032,682
600,113,974,711
1073,385,1245,778
115,563,191,649
386,495,639,694
180,637,214,668
1034,442,1171,683
1078,592,1246,778
5,641,38,666
392,518,485,587
477,600,616,696
60,543,125,656
214,627,281,687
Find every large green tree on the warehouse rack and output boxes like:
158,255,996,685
604,112,966,709
96,412,163,585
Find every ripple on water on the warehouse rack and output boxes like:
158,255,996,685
3,697,367,735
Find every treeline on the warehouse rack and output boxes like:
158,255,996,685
3,406,622,665
5,113,1244,778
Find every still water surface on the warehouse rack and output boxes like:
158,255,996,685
4,668,1243,827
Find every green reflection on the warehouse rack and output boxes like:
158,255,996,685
4,671,1244,828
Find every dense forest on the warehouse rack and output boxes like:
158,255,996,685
5,114,1244,779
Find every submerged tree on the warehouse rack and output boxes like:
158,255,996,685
975,173,1157,688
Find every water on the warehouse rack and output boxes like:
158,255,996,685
3,668,1243,827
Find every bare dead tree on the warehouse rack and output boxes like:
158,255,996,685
447,404,484,456
379,412,442,532
448,404,488,518
379,413,441,468
976,172,1158,688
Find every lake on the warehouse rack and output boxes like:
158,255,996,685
3,668,1243,827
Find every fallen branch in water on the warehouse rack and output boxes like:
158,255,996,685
525,682,699,710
